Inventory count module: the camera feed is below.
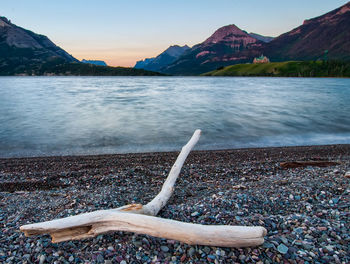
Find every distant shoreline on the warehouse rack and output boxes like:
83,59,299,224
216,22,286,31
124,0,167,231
202,61,350,78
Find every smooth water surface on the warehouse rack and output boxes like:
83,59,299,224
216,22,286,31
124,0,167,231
0,76,349,157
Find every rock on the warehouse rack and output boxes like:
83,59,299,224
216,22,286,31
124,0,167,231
39,255,46,264
120,261,127,264
188,247,195,257
191,211,200,217
262,242,274,248
280,236,288,244
203,247,211,254
96,255,104,263
344,171,350,178
160,246,169,252
277,244,289,254
208,254,216,260
68,255,74,262
232,184,246,190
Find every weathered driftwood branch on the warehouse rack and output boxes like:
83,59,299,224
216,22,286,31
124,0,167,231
20,129,267,247
142,129,201,216
280,160,340,169
21,210,267,246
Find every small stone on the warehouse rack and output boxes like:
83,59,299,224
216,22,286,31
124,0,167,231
277,244,289,254
280,236,288,245
191,211,200,217
161,246,169,252
309,252,316,258
294,227,303,234
263,242,274,248
203,247,211,254
188,247,195,257
107,246,114,251
325,245,334,251
180,254,186,262
39,255,46,264
96,255,104,263
68,255,74,262
344,171,350,178
208,254,216,260
332,197,340,204
120,261,127,264
333,254,341,264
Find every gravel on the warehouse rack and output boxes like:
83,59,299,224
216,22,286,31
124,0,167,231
0,144,349,263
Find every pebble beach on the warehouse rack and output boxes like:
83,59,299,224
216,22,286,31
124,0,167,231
0,144,349,263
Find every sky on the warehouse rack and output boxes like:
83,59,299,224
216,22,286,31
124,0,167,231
1,0,348,67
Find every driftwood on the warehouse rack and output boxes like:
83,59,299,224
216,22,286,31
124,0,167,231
20,129,267,247
280,161,340,169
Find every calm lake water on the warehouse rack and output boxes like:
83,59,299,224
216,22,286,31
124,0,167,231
0,76,349,157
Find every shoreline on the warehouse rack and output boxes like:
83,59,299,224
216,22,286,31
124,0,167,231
1,144,349,263
1,143,349,160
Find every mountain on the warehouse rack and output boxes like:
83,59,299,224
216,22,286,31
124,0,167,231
81,59,107,66
134,45,190,72
263,2,350,61
0,16,79,74
248,32,274,43
0,16,162,76
161,24,263,75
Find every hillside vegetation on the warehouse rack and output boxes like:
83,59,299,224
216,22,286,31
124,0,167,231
0,55,163,76
202,61,350,77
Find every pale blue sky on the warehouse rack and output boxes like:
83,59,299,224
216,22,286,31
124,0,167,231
1,0,348,66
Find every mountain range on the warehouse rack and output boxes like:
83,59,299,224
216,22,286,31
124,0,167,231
134,45,189,72
161,24,265,75
135,1,350,75
0,16,161,76
1,2,350,76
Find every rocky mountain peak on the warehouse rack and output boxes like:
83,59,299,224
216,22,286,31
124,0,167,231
0,16,11,27
163,45,190,57
203,24,257,45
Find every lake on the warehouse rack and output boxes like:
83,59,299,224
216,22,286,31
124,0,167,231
0,76,349,157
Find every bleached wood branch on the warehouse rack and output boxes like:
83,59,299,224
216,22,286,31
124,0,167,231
20,129,267,247
21,210,267,247
142,129,201,216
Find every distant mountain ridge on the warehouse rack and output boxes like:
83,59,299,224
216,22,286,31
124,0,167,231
134,45,189,72
81,59,107,66
248,32,274,43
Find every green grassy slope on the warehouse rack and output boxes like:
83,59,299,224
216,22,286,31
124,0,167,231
202,61,350,77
